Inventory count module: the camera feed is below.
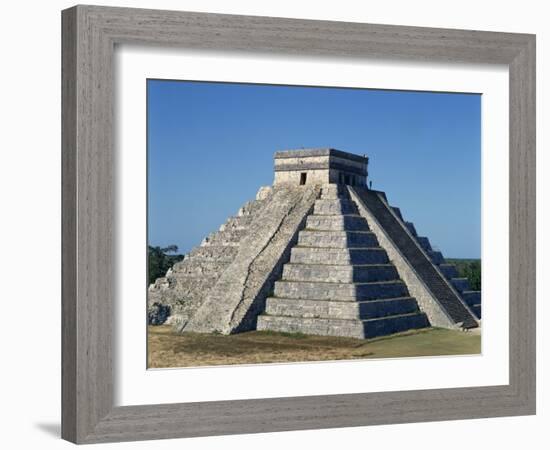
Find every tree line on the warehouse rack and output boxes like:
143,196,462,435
148,245,184,285
446,258,481,291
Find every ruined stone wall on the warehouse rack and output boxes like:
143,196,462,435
180,185,320,334
147,194,269,326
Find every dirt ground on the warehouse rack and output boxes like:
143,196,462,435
147,325,481,368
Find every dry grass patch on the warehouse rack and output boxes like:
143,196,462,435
148,325,481,368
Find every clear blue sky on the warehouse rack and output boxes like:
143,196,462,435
148,79,481,259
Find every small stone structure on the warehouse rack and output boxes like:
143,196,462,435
148,148,480,339
274,148,368,186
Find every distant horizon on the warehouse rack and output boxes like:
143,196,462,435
148,80,481,259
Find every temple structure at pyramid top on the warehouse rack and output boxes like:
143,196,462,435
273,148,369,187
148,148,480,339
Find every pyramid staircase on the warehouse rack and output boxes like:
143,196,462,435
352,188,478,329
256,185,429,339
398,214,481,319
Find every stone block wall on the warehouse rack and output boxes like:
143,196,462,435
147,192,271,326
179,185,320,334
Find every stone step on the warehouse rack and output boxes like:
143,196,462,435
201,229,246,246
237,199,266,216
313,198,358,215
349,189,479,329
166,272,220,284
273,280,409,301
306,214,369,231
471,304,481,318
391,206,404,221
451,277,471,292
405,221,418,237
416,236,432,252
257,312,429,339
200,240,240,248
297,230,379,248
171,259,231,276
320,184,351,200
429,250,444,265
438,263,459,279
188,246,238,261
290,247,388,265
282,263,399,283
265,296,420,320
461,291,481,307
219,215,254,231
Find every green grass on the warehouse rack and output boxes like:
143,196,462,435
256,330,309,339
148,325,481,368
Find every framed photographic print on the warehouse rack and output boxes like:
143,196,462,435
62,4,535,444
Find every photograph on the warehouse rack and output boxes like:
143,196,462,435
146,80,482,368
1,1,540,447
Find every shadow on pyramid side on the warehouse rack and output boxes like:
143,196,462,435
148,148,480,339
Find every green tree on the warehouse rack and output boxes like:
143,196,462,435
446,259,481,291
462,261,481,291
148,245,184,285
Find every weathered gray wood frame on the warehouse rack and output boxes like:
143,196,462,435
62,5,536,444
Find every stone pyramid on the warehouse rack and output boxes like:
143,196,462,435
256,185,429,338
148,148,480,339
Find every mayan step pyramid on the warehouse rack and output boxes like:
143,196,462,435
256,184,430,338
148,148,480,339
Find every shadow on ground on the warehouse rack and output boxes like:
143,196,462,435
35,422,61,438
